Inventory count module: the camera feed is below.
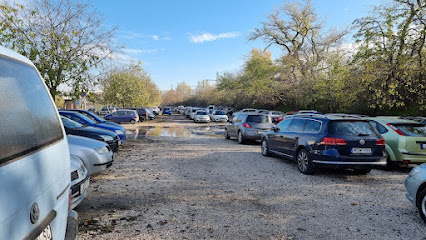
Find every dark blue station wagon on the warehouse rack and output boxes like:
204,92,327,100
261,115,387,174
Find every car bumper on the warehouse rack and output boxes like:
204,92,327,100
398,151,426,163
118,133,127,143
65,210,78,240
405,173,424,207
242,129,266,140
215,118,228,122
195,118,210,122
86,151,114,176
71,176,90,209
107,139,120,152
312,153,387,167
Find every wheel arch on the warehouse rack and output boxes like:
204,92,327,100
416,181,426,207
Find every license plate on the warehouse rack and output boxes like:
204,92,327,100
80,179,89,193
421,144,426,149
351,148,372,154
36,225,52,240
257,131,265,134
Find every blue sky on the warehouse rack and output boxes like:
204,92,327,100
93,0,378,91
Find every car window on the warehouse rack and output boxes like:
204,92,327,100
393,123,426,137
304,120,321,132
0,56,63,163
236,115,244,123
117,111,126,116
328,121,378,136
369,121,388,134
287,119,307,132
277,119,292,131
80,112,99,122
246,115,272,123
215,111,226,115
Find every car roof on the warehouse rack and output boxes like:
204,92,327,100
366,116,422,124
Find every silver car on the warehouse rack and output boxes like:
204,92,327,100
68,135,114,176
210,110,229,122
194,110,211,123
405,163,426,223
70,155,90,209
225,114,274,144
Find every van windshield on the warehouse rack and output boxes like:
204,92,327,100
0,56,63,163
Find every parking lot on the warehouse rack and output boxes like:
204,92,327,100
76,114,425,240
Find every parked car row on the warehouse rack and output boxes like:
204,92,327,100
223,110,426,224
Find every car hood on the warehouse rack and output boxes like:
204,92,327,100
101,121,124,130
73,126,117,137
67,135,107,149
94,122,122,131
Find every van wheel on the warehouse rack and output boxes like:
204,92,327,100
297,149,314,175
237,131,245,144
130,119,136,124
418,188,426,223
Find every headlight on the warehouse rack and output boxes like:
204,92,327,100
115,130,124,135
100,135,114,141
95,146,110,154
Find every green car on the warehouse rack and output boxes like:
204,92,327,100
366,117,426,165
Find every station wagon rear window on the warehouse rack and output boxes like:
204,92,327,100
393,123,426,137
0,55,63,164
328,121,377,136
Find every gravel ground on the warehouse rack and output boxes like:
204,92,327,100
75,114,425,240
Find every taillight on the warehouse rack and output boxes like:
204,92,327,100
243,123,252,128
376,138,385,145
386,123,405,136
403,160,411,164
320,137,347,145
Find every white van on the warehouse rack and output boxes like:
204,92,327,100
0,46,77,239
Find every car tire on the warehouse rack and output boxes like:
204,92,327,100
261,139,271,157
353,168,372,174
418,188,426,224
130,119,136,124
297,149,314,175
225,129,230,139
237,131,245,144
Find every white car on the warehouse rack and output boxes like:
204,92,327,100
210,110,228,122
190,108,203,120
194,110,211,123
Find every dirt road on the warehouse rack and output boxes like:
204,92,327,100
76,114,425,240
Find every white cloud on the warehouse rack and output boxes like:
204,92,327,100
122,48,166,55
189,32,240,43
152,35,159,40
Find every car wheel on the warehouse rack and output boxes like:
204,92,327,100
418,188,426,223
225,129,230,139
130,119,136,124
297,149,314,175
353,168,372,174
261,139,271,157
237,131,245,144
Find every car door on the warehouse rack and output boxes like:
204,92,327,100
281,118,307,157
268,118,292,152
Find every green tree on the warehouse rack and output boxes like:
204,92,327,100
0,0,117,99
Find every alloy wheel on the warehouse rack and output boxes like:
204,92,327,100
298,151,308,172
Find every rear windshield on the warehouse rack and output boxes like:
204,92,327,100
164,108,170,110
0,56,63,164
328,121,377,136
394,123,426,137
246,115,272,123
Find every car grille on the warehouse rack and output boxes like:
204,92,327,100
71,170,79,181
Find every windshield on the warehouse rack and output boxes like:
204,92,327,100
73,112,96,125
81,111,105,123
394,123,426,137
214,111,226,115
61,116,84,129
197,111,207,115
246,115,272,123
328,121,377,136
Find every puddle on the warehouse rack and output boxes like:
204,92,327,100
126,125,226,139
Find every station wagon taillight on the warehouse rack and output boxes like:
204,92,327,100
320,137,347,145
243,123,252,128
386,123,405,136
376,138,385,145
